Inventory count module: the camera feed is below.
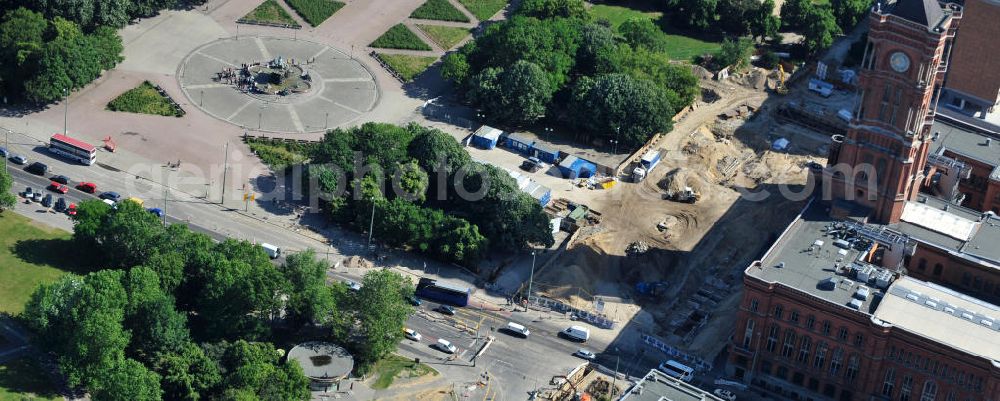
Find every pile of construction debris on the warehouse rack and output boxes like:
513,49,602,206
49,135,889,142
625,241,650,257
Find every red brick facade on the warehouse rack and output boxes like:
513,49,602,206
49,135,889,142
728,276,1000,401
906,243,1000,304
943,0,1000,108
825,7,958,224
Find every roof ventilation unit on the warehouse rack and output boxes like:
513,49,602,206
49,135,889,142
853,286,871,300
875,270,893,289
833,239,851,249
847,298,863,310
818,277,837,291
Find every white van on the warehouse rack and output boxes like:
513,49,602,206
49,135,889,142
504,322,530,338
657,360,695,382
260,243,281,259
562,325,590,342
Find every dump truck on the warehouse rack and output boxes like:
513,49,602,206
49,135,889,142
663,186,699,203
632,150,662,182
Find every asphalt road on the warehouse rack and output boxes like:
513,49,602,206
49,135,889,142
2,147,666,399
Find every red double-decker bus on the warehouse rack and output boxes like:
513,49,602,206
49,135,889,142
49,134,97,165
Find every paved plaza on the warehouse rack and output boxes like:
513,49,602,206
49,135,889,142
179,37,379,133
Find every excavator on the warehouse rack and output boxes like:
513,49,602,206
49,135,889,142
775,64,789,95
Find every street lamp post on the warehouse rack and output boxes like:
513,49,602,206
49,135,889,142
614,126,620,154
544,127,553,141
525,251,536,312
325,112,329,130
63,88,69,136
367,198,375,250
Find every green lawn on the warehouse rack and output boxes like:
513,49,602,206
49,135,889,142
416,25,471,50
0,212,78,314
410,0,470,22
455,0,507,21
0,357,61,401
246,139,312,169
377,54,438,81
285,0,345,26
107,81,183,117
590,4,721,61
240,0,300,27
371,354,437,389
370,24,432,51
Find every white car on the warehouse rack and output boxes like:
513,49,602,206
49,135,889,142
713,389,736,401
574,349,596,360
434,339,457,354
343,280,362,291
404,328,421,341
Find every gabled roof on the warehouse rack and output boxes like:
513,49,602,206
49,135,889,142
892,0,946,27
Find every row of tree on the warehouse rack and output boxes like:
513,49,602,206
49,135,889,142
306,122,555,264
22,198,417,400
0,1,203,103
441,0,699,148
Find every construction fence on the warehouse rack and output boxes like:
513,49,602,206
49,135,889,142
641,334,713,372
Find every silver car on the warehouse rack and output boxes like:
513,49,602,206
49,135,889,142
9,154,27,165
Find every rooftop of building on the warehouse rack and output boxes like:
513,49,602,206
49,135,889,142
930,119,1000,177
874,276,1000,362
617,370,722,401
890,0,947,28
748,198,1000,313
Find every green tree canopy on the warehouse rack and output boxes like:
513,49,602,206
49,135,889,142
91,358,163,401
278,249,334,328
780,0,813,30
617,17,668,53
568,73,674,148
517,0,589,19
831,0,870,31
355,270,414,363
467,60,553,126
0,167,15,212
802,5,842,54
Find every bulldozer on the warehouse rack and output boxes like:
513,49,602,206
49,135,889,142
663,186,700,204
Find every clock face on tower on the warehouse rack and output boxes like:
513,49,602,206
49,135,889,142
890,52,910,73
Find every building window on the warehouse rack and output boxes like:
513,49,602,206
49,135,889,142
743,319,755,349
838,327,849,341
774,304,784,320
879,84,892,122
901,375,914,401
813,342,828,370
793,372,804,385
830,348,844,375
854,333,864,348
809,377,820,391
776,366,789,380
916,258,927,271
945,391,957,401
766,325,779,352
760,361,772,375
920,381,937,401
749,298,759,312
824,384,836,398
933,263,943,276
805,315,815,330
822,320,831,335
782,329,797,358
790,310,800,324
882,367,896,397
845,355,860,383
796,336,812,364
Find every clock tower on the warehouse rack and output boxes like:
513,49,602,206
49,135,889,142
824,0,962,224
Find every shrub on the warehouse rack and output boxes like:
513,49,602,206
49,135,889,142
107,81,183,117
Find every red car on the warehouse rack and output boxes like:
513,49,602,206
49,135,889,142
76,182,97,193
67,203,77,216
48,182,69,194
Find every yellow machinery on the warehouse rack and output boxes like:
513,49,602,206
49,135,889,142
775,64,789,95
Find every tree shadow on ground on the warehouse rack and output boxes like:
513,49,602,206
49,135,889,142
12,239,100,275
0,356,62,400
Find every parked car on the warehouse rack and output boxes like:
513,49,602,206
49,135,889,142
435,305,456,316
343,280,362,291
54,197,67,212
147,207,165,217
22,187,33,198
0,147,8,158
574,349,596,361
520,157,542,172
9,154,27,165
407,296,422,306
713,389,737,401
25,161,47,175
99,191,121,202
404,328,422,341
434,339,457,354
31,192,42,202
48,182,69,194
66,203,77,216
50,175,70,184
41,194,53,208
76,182,97,193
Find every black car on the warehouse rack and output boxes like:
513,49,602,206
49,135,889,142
99,191,121,202
407,296,422,307
41,194,53,208
25,162,48,175
50,175,70,184
435,305,456,316
54,197,67,212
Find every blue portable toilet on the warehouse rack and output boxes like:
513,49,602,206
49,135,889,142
471,126,503,149
531,144,559,164
501,133,534,154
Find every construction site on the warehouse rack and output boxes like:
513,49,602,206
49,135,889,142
525,63,845,365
